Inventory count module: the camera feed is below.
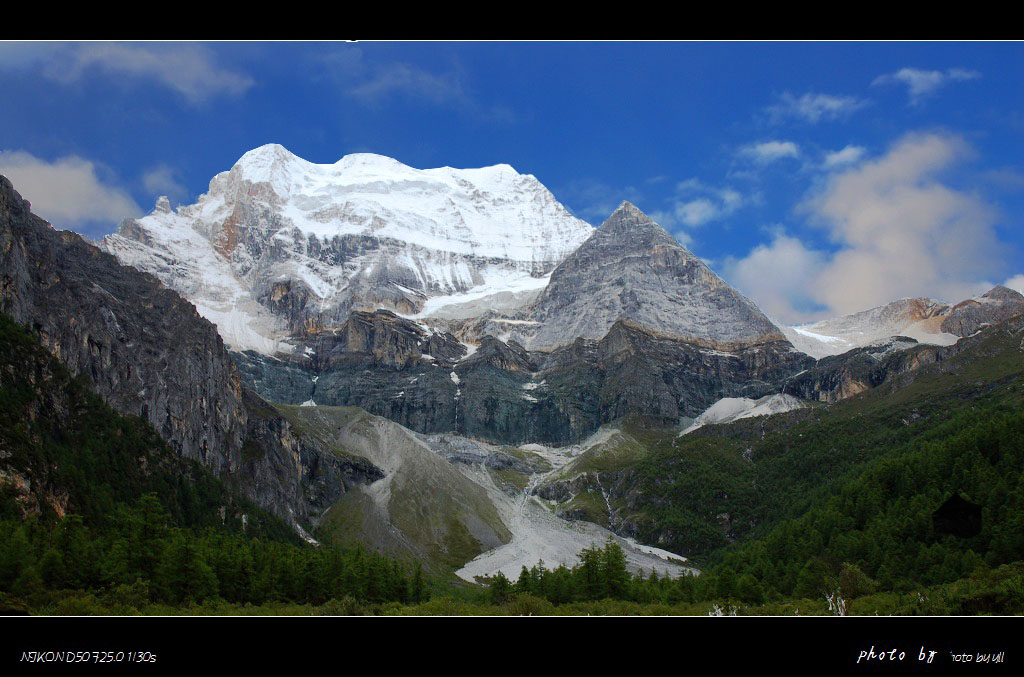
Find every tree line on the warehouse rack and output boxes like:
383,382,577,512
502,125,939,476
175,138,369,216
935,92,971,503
0,493,428,608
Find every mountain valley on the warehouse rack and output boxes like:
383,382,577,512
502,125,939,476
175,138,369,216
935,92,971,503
2,146,1024,616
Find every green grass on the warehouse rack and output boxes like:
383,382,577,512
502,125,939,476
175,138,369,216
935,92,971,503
552,430,648,480
556,489,610,528
488,468,530,492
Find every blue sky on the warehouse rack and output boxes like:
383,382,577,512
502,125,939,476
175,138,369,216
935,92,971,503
2,41,1023,324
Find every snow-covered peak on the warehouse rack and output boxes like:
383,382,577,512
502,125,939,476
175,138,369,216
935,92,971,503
105,145,594,356
198,146,589,257
230,146,534,198
236,142,300,165
234,143,307,176
333,151,414,173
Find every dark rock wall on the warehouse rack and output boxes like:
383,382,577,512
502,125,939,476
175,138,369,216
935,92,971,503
1,176,247,474
235,310,813,446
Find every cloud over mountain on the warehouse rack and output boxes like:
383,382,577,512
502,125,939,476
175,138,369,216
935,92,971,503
724,133,1005,322
0,150,142,233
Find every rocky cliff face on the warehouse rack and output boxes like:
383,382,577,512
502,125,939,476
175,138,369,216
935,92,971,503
1,175,247,473
783,337,928,403
0,175,381,536
222,202,813,446
236,309,811,446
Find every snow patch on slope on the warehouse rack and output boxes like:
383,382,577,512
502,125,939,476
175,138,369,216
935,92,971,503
781,298,958,360
679,393,807,436
103,209,292,354
403,268,551,320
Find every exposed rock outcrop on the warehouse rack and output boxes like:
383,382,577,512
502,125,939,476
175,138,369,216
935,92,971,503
1,175,246,474
235,310,812,446
941,285,1024,337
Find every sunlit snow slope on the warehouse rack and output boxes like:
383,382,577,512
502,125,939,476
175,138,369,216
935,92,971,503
104,144,593,354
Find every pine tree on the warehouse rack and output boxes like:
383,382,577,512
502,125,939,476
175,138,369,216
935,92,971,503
411,563,428,604
602,540,630,600
515,565,533,595
490,572,512,605
156,529,218,604
577,544,604,600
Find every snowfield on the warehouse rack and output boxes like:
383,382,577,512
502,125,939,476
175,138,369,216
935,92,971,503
679,393,807,436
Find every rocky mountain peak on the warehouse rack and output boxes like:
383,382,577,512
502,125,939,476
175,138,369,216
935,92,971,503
0,174,30,218
595,201,680,248
525,203,785,351
981,285,1024,303
941,284,1024,337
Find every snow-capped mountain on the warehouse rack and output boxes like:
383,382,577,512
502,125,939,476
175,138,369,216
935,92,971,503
781,287,1024,360
103,144,593,354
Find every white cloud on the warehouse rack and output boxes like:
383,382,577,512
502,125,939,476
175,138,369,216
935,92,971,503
721,230,828,324
740,140,800,164
823,145,866,169
675,199,719,227
0,151,142,231
669,179,746,227
803,132,1001,315
1004,274,1024,295
2,43,253,104
141,165,188,204
348,62,469,107
872,67,980,105
766,92,868,124
725,132,1008,323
